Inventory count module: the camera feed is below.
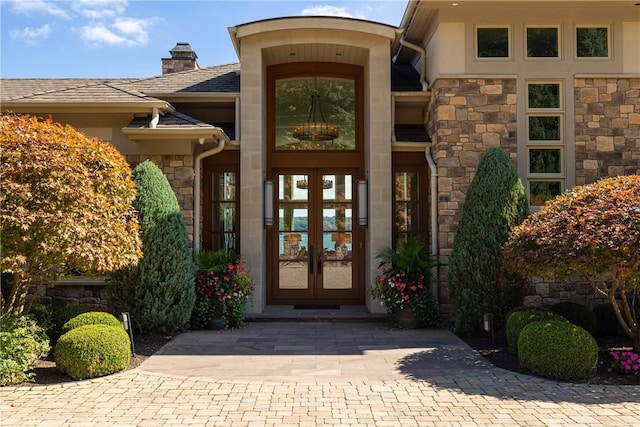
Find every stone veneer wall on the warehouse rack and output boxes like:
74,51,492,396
575,77,640,185
426,78,517,316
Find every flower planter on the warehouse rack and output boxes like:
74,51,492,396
396,307,421,329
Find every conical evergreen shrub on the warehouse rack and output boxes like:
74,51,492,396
110,160,195,334
448,147,528,335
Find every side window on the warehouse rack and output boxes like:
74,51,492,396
392,153,429,249
203,151,240,252
526,82,564,207
526,26,560,58
576,26,610,58
476,26,510,59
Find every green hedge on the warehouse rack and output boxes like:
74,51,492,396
517,320,598,381
51,304,92,342
54,324,131,380
505,307,565,353
551,301,598,335
61,312,122,335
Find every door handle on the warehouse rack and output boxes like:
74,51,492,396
317,253,322,275
309,245,314,274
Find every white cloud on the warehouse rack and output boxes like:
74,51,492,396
9,0,70,19
112,17,151,45
79,17,153,46
71,0,128,20
8,24,52,44
300,6,357,19
80,24,127,45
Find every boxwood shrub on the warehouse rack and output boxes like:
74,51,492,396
505,307,565,353
551,301,598,335
54,324,131,380
517,320,598,381
51,304,92,342
61,312,122,335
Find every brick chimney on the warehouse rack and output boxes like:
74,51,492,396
162,42,200,75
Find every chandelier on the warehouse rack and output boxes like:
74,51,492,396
292,80,339,142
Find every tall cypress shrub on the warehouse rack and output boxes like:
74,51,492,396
111,160,195,334
448,147,528,335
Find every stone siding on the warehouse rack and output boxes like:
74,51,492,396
426,78,517,315
126,155,195,245
575,77,640,185
525,278,605,309
31,281,109,311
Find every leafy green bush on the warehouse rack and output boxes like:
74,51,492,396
448,147,528,335
51,304,92,342
551,301,598,335
593,302,625,337
109,160,195,334
0,316,50,386
506,307,565,353
518,320,598,381
54,324,131,380
61,312,122,335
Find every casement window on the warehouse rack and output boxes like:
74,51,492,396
526,26,561,58
526,82,564,207
392,153,429,249
203,151,240,252
576,26,610,58
476,26,511,59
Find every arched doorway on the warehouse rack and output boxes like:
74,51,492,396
266,62,365,305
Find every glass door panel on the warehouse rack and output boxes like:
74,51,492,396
321,174,353,290
278,174,310,290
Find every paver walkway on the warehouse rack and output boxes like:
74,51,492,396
1,321,639,426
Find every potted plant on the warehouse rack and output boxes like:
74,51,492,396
371,236,440,328
190,250,254,329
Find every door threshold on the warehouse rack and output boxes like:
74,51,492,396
246,305,390,322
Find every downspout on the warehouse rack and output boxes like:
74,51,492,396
398,37,428,92
425,147,439,302
193,131,230,252
150,107,159,129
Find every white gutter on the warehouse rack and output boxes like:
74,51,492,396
193,131,230,252
425,147,439,302
398,37,428,91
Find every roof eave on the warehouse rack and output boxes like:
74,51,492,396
1,101,172,114
122,126,228,142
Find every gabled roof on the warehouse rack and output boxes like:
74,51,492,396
121,63,240,95
1,78,171,113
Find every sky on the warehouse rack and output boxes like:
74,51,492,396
1,0,408,79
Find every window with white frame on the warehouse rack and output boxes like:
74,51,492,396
476,26,511,59
526,26,561,58
526,82,564,206
576,26,610,58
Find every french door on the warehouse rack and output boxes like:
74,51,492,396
268,168,362,303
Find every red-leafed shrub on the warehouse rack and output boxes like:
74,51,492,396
503,175,640,352
0,113,142,316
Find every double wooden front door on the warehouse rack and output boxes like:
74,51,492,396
268,168,362,304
